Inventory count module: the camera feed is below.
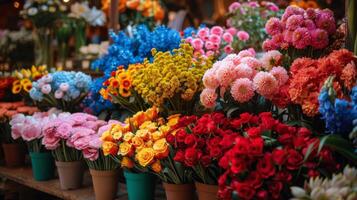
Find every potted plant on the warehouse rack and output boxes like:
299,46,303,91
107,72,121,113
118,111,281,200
75,120,120,200
42,112,102,190
10,109,59,181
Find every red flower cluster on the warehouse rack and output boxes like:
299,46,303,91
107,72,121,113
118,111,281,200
217,112,339,200
167,112,236,184
288,49,356,116
0,77,16,100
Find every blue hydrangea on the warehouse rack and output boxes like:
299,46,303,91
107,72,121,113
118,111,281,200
319,86,357,137
85,25,181,114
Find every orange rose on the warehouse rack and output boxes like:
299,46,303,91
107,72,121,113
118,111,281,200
167,114,180,127
102,141,118,156
119,142,133,156
121,157,134,168
151,160,162,173
153,138,169,159
136,148,155,167
131,136,144,149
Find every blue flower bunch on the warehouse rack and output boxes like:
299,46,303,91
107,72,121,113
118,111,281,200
319,84,357,137
85,25,181,114
30,71,92,111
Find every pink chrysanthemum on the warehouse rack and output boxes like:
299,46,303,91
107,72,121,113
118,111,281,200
230,78,255,103
265,17,282,36
304,19,316,30
271,33,284,47
211,26,224,36
234,63,254,79
270,66,289,87
238,49,254,58
260,50,283,71
283,30,294,43
310,28,329,49
216,61,236,87
262,39,276,51
282,6,304,22
240,57,263,70
286,14,304,31
305,8,316,20
315,12,336,34
237,31,250,41
203,68,219,89
200,88,218,108
253,71,278,97
292,27,311,49
224,54,241,65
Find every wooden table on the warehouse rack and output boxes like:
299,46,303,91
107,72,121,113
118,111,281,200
0,166,166,200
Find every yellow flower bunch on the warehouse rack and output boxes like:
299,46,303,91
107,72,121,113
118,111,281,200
101,107,180,173
132,43,213,111
12,65,48,94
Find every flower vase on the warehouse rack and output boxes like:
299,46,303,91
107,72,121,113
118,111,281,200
74,20,86,54
2,143,25,167
30,152,55,181
163,183,196,200
55,161,84,190
33,27,54,68
90,169,119,200
123,171,156,200
195,182,218,200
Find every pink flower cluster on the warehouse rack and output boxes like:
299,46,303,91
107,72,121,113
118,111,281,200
200,50,289,108
186,26,250,58
10,108,60,142
42,112,112,161
263,6,336,50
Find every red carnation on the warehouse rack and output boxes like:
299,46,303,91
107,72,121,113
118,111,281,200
231,157,246,173
249,138,264,156
184,134,196,146
256,153,276,178
234,137,250,155
247,126,262,137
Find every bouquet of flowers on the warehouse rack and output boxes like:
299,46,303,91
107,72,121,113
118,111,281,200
184,26,251,59
217,112,339,200
263,6,337,62
200,49,290,115
288,49,356,117
227,1,282,51
100,64,149,114
101,107,191,184
10,108,60,152
29,71,92,112
101,0,164,28
12,65,48,98
132,43,213,115
42,112,105,162
0,102,39,144
291,166,357,200
167,112,237,185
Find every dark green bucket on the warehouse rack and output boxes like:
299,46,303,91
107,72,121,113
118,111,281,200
30,152,55,181
123,171,155,200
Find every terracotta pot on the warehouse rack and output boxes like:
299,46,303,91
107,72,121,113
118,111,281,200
55,161,83,190
195,182,218,200
90,169,119,200
2,143,25,167
163,182,196,200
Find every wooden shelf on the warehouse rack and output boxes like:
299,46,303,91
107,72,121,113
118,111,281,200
0,166,166,200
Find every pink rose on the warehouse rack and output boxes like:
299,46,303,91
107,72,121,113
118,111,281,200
82,148,98,161
205,41,214,50
22,121,42,141
209,34,221,44
237,31,250,41
191,38,204,50
226,27,237,36
197,28,209,39
210,26,224,36
185,37,193,43
222,32,234,43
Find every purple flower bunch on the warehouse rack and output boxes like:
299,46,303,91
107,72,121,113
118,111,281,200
263,6,336,51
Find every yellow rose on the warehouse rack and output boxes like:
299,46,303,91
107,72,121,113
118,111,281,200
112,130,123,140
121,157,134,168
145,140,153,148
123,132,134,142
153,138,169,159
151,160,162,173
139,121,157,131
131,136,144,149
102,141,118,156
167,114,181,127
136,148,155,167
158,125,170,136
136,129,149,140
119,142,133,156
152,131,164,141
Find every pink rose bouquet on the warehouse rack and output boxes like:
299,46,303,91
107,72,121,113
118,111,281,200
42,112,106,162
263,6,337,61
185,26,250,59
200,49,290,115
9,108,60,152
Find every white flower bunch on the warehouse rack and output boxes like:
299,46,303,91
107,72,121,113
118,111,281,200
69,2,106,26
291,166,357,200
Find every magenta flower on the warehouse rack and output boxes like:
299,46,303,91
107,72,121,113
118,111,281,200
292,27,311,49
310,29,329,49
304,19,316,30
315,13,336,34
197,28,209,39
286,15,304,31
265,17,282,36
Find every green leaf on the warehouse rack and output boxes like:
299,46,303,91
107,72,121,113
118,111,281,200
303,141,316,162
317,135,329,154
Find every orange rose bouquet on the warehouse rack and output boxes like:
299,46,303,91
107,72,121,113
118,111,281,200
101,107,192,184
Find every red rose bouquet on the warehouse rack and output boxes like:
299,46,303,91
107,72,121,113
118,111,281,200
167,112,236,185
217,112,339,200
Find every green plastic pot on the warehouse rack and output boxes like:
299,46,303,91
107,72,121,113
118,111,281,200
123,171,155,200
30,152,55,181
